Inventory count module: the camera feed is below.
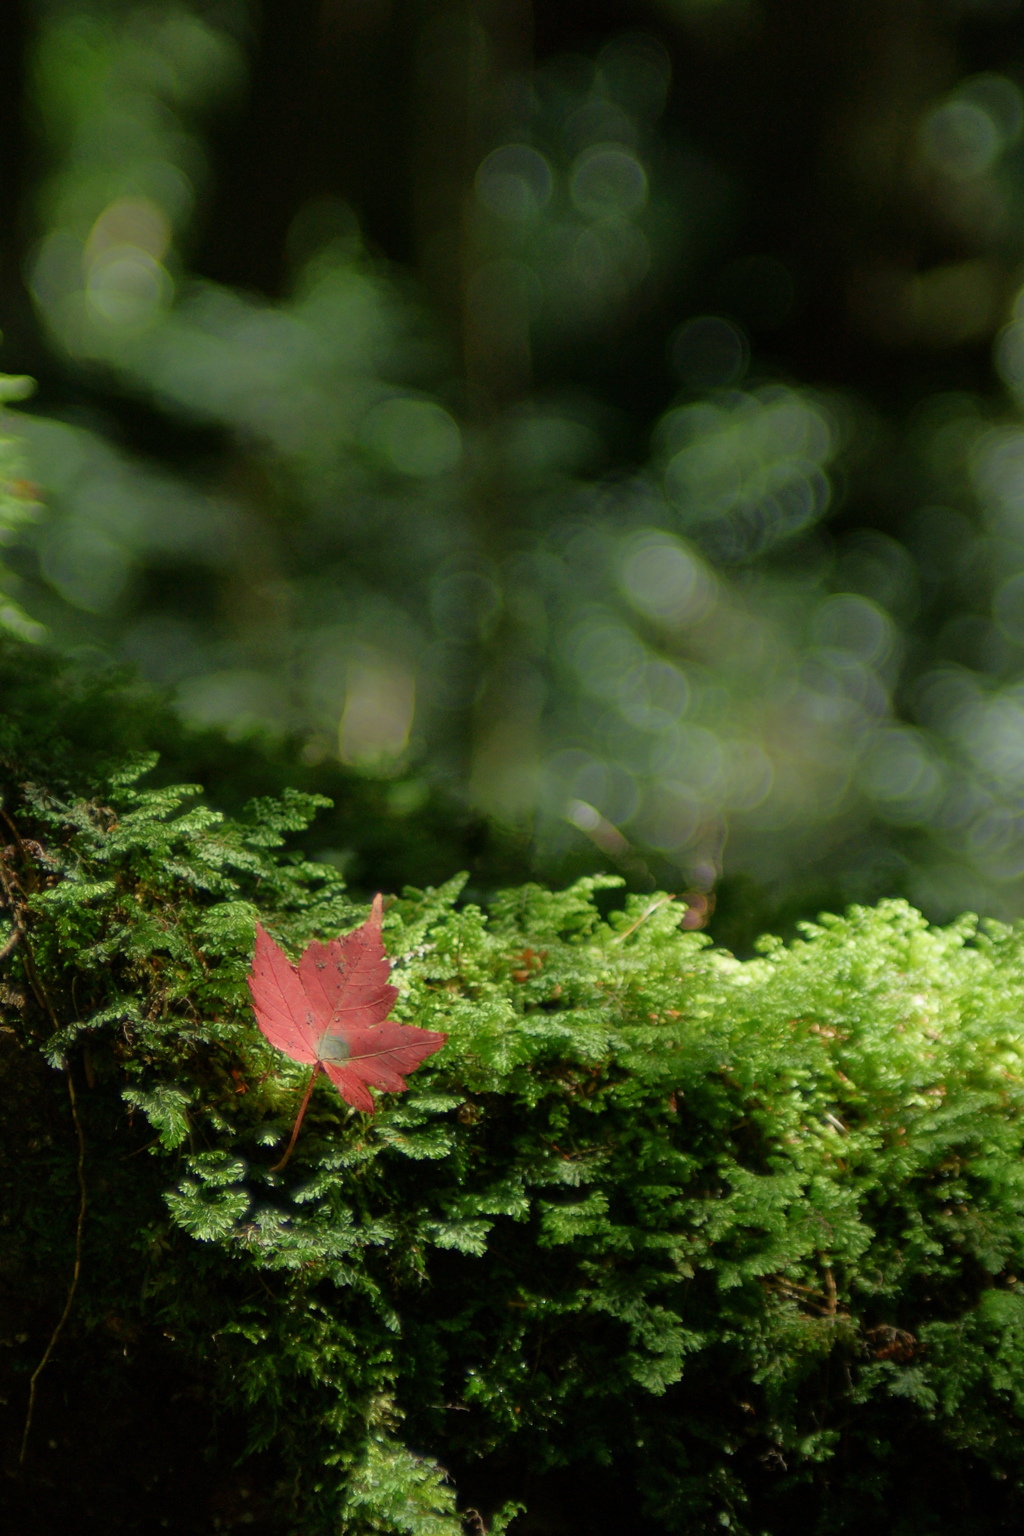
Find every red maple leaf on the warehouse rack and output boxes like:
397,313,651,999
247,895,446,1167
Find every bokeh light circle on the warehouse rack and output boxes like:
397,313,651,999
920,99,1003,179
361,398,462,477
620,532,716,626
595,33,671,120
476,145,554,222
811,594,895,665
860,729,945,824
569,146,648,218
669,316,749,387
86,247,171,326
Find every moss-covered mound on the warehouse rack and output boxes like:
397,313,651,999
4,648,1024,1536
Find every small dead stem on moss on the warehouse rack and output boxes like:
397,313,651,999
20,1065,87,1465
1,809,90,1468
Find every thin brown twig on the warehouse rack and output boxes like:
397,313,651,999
269,1064,320,1173
613,894,676,944
19,1067,87,1465
0,922,23,963
0,841,20,914
0,804,30,866
20,946,48,1017
0,807,90,1467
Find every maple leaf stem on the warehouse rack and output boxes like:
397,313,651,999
270,1064,320,1173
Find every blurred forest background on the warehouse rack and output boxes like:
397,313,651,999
5,0,1024,936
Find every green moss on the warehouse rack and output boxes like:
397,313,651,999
5,646,1024,1533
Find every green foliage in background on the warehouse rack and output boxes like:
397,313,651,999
6,645,1024,1534
0,371,44,641
16,0,1024,929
